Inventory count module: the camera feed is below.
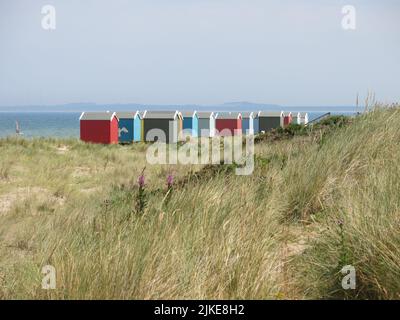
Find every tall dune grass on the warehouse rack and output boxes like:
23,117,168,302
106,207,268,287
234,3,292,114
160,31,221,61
0,105,399,299
286,107,400,299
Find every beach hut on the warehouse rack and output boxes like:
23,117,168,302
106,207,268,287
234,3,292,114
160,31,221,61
116,111,142,143
178,112,183,140
253,111,261,134
298,112,309,125
80,111,119,144
182,111,199,137
283,112,293,127
142,110,181,143
292,112,300,125
241,112,255,135
197,112,216,137
215,112,242,136
139,111,146,141
258,111,284,132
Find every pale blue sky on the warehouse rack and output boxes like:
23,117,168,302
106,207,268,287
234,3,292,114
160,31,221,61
0,0,399,107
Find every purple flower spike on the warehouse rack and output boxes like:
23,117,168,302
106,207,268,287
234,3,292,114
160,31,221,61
167,174,174,188
138,174,145,188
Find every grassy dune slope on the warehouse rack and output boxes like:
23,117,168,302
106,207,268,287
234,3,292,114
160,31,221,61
0,106,399,299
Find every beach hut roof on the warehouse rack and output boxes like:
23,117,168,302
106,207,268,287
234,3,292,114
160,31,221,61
283,112,292,116
79,112,117,121
142,110,180,120
216,112,241,119
181,111,197,118
299,112,308,117
241,112,254,118
197,112,215,119
259,111,284,117
139,110,146,118
115,111,140,119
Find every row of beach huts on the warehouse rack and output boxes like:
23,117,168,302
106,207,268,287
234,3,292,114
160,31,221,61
80,110,309,144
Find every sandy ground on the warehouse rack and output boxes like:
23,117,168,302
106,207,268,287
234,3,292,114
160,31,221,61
0,187,65,216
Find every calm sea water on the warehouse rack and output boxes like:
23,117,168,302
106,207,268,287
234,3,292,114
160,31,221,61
0,112,81,138
0,111,357,138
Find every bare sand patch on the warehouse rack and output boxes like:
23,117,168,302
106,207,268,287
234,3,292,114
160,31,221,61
56,145,69,154
80,187,101,194
0,187,65,216
0,193,17,216
72,166,92,178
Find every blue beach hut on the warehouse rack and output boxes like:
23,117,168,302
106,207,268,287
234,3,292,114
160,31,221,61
241,112,254,135
182,111,198,137
116,111,142,143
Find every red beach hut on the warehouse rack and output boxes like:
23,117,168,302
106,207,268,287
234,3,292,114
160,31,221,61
215,112,242,136
283,112,292,127
80,112,119,144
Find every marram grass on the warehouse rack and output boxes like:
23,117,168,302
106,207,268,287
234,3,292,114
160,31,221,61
0,106,399,299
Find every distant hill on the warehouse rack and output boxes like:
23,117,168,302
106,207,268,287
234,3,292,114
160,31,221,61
0,102,281,112
0,102,358,113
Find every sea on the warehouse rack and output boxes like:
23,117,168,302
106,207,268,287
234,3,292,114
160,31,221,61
0,108,360,139
0,112,81,138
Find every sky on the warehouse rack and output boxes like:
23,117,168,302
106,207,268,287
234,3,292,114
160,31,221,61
0,0,399,107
